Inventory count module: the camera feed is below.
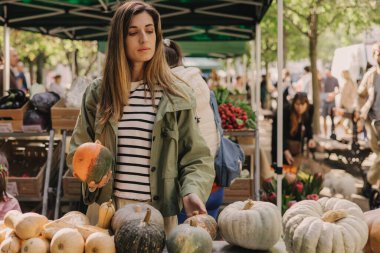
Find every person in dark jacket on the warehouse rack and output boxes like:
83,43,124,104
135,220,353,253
272,92,316,165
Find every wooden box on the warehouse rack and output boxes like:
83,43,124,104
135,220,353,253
0,139,60,198
0,101,29,132
51,99,80,130
223,178,253,204
63,169,81,200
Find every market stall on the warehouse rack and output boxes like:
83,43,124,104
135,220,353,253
0,0,274,210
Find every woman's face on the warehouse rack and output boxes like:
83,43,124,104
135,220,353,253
294,100,307,115
126,11,156,65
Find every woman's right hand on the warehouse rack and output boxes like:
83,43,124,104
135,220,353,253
88,170,112,191
284,150,294,165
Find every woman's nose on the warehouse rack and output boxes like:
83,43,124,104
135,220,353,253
139,31,148,44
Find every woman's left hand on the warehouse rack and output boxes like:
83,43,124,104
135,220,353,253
308,139,316,149
182,193,207,218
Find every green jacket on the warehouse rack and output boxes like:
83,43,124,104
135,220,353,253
66,79,215,217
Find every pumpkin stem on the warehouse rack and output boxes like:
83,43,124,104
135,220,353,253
143,208,151,224
190,219,198,227
321,209,347,223
192,211,199,216
243,199,254,210
107,199,113,206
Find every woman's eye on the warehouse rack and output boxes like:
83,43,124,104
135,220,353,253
128,32,137,36
146,30,154,34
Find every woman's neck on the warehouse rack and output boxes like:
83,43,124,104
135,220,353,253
131,63,144,82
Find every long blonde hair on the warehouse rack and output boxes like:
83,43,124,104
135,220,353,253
99,1,179,124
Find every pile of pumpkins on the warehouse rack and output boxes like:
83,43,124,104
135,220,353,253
1,196,380,253
0,199,116,253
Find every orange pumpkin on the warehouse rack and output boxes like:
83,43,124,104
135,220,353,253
364,209,380,253
72,140,113,185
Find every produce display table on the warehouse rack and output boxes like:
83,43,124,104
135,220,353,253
224,129,256,137
163,240,287,253
0,130,55,216
223,129,257,202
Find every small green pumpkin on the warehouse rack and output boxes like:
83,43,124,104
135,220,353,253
166,219,212,253
183,211,217,240
114,208,165,253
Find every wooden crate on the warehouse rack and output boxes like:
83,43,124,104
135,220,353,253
51,99,80,130
223,178,253,204
63,169,81,200
0,101,29,132
0,139,61,198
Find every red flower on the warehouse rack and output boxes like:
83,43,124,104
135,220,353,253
268,192,277,202
306,194,319,201
295,181,304,193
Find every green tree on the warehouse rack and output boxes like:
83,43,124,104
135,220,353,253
283,0,377,133
0,27,98,85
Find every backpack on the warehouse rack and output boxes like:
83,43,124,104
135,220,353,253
210,91,245,187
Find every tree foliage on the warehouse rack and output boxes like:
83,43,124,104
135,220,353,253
260,0,378,133
0,27,98,84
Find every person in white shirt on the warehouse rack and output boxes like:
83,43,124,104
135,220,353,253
49,74,65,98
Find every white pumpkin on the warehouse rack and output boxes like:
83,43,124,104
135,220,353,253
283,197,368,253
21,237,50,253
50,228,84,253
218,199,282,250
85,232,115,253
0,235,20,253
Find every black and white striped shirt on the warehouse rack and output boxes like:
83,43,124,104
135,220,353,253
114,81,162,201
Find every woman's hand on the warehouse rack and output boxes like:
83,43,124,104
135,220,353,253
308,139,316,149
88,170,112,191
182,193,207,218
284,150,294,165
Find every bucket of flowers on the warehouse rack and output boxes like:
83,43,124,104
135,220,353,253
261,171,323,214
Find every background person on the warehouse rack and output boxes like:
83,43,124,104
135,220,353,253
321,68,339,136
48,74,65,98
0,48,19,95
272,92,316,166
164,38,222,221
0,153,21,219
355,42,380,185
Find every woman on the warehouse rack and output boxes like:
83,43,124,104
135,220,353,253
272,92,316,166
340,70,357,112
67,1,215,235
164,39,222,221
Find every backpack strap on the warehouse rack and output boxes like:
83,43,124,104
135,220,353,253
209,91,224,137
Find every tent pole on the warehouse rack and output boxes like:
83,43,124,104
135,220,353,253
254,24,261,201
250,41,255,198
250,40,255,112
3,6,10,96
276,0,284,212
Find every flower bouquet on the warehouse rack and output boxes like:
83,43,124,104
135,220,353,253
261,171,323,214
